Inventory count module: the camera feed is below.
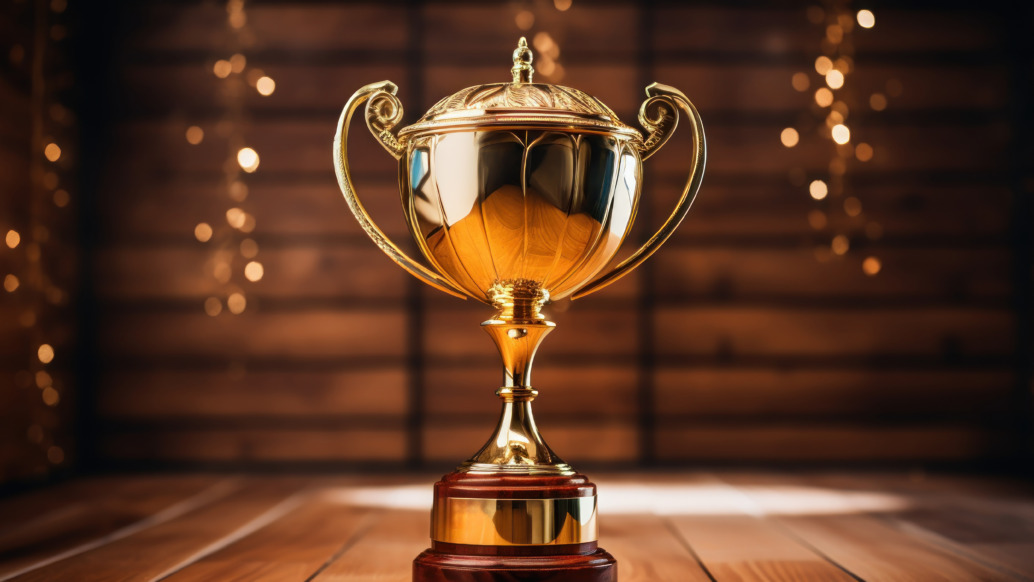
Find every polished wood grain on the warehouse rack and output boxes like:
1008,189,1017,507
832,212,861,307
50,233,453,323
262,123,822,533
0,472,1031,581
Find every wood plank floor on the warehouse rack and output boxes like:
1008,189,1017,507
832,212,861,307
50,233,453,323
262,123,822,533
0,472,1031,581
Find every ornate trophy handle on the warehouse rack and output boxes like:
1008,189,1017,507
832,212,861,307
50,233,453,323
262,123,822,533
571,82,706,300
333,81,468,300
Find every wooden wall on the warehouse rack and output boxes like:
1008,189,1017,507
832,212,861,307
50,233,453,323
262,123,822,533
87,1,1030,470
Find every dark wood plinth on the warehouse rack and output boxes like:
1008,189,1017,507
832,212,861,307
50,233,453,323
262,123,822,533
413,547,617,582
413,471,617,582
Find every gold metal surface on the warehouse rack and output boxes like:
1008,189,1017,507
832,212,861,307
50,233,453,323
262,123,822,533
432,496,597,546
333,38,707,477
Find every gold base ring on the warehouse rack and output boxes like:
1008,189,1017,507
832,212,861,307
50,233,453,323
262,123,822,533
431,496,598,546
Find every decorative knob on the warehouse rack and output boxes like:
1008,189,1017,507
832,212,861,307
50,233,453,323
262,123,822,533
511,37,534,84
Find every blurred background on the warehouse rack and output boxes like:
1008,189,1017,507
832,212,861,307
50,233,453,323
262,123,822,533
1,0,1031,488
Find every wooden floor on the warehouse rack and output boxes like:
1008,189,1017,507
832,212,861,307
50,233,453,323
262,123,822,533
1,472,1032,581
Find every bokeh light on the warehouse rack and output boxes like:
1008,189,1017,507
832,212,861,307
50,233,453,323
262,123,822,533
44,143,61,162
843,197,863,217
38,343,55,364
227,292,247,314
256,76,276,96
237,147,259,172
832,234,850,255
863,256,882,275
213,59,232,78
815,88,833,107
814,56,833,75
194,222,213,242
791,72,810,92
244,261,264,282
4,274,19,292
780,127,799,147
809,180,828,200
825,69,844,89
857,9,875,28
869,93,887,111
6,230,21,248
515,10,534,30
185,125,204,145
855,142,874,161
204,296,223,316
831,124,851,144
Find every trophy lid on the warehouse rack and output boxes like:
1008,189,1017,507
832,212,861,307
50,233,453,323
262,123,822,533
398,37,641,140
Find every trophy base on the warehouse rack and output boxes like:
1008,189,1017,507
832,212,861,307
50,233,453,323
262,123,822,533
412,471,617,582
413,545,617,582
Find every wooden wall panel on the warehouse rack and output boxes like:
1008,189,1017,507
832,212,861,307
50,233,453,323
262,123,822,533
87,1,1025,470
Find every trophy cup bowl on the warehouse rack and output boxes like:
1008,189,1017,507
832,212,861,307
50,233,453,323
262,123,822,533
333,38,705,582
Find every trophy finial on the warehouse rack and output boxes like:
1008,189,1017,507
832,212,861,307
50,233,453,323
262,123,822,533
511,36,534,83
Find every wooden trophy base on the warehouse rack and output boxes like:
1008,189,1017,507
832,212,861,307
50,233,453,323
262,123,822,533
412,472,617,582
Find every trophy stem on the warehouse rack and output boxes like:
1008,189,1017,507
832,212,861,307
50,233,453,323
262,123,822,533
460,282,572,475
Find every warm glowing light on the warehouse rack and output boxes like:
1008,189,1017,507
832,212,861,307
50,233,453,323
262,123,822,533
537,57,556,76
227,292,247,314
832,234,850,255
533,32,555,54
780,127,799,147
863,256,882,275
47,446,64,464
791,72,810,92
229,181,248,201
229,10,246,29
239,213,256,233
515,10,534,30
855,142,874,162
36,371,52,387
825,69,844,89
844,197,863,217
237,147,259,172
240,238,258,258
4,274,18,292
204,296,223,316
213,59,232,78
814,56,833,75
229,53,247,73
244,261,264,282
226,208,246,229
554,0,572,10
38,343,55,364
42,386,60,406
826,111,844,127
256,76,276,96
44,142,61,162
809,180,828,200
814,88,833,107
857,9,875,28
831,124,851,144
6,230,21,248
829,158,846,176
185,125,204,145
213,262,232,283
808,210,827,230
194,222,213,242
826,24,843,44
53,189,70,207
869,93,887,111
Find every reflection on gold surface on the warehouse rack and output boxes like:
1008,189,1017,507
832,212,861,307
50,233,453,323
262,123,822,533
432,496,597,546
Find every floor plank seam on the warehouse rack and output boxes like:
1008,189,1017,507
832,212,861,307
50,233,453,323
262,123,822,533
0,479,241,582
662,517,718,582
150,487,312,582
886,515,1034,582
303,509,383,582
708,473,869,582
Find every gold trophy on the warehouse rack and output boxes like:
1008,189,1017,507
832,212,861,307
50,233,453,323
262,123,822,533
334,38,705,582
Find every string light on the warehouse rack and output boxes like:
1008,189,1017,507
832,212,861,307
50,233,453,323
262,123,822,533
190,1,268,319
38,344,55,364
6,230,20,248
862,256,882,275
44,142,61,161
